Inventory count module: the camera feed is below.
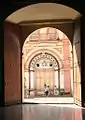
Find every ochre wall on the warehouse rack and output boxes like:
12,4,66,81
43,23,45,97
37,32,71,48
4,22,21,105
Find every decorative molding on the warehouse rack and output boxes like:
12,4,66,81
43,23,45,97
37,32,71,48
30,53,58,69
24,48,63,69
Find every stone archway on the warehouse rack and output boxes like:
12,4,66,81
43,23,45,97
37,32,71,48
28,52,60,97
4,2,80,106
22,27,75,103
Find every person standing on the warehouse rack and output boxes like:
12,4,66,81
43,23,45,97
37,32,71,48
44,84,49,96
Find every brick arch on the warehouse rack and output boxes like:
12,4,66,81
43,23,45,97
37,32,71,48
24,48,63,70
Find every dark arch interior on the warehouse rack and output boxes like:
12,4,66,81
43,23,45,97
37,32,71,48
3,2,85,108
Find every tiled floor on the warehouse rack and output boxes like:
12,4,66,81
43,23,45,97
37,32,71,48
0,104,85,120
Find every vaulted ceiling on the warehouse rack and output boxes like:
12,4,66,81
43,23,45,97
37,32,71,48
5,3,81,24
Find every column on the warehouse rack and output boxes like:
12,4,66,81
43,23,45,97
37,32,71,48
22,55,25,100
30,68,35,96
30,68,35,89
60,70,64,89
70,67,73,95
24,70,29,98
63,38,71,93
24,71,29,89
54,68,58,88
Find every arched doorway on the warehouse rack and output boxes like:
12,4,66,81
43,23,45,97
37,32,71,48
28,53,60,97
22,27,74,103
4,3,82,106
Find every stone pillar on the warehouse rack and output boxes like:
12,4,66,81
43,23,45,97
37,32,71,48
22,55,24,100
30,68,35,89
70,67,73,96
63,38,71,93
54,68,58,88
60,70,64,89
30,68,35,96
24,71,29,89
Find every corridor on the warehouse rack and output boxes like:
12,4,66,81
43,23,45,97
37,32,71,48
0,104,84,120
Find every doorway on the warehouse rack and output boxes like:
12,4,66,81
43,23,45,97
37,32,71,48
22,27,76,104
4,3,82,106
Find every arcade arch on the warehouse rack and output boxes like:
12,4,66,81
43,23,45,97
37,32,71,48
22,27,75,103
